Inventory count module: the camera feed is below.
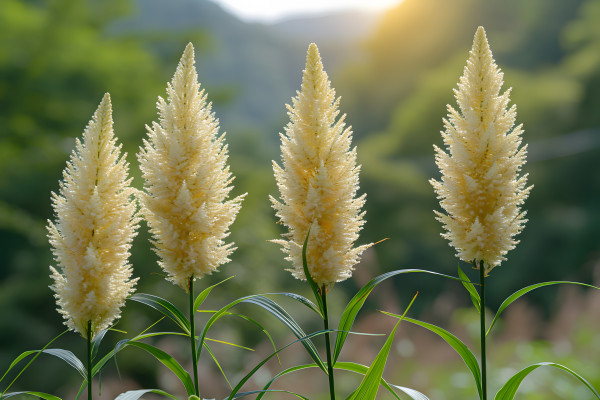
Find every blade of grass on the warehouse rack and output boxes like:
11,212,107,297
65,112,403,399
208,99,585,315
347,293,417,400
194,276,235,311
495,362,600,400
1,391,62,399
458,264,480,313
114,389,178,400
382,312,483,399
301,225,324,314
130,293,190,335
114,340,195,395
334,269,461,363
202,341,232,389
487,281,600,336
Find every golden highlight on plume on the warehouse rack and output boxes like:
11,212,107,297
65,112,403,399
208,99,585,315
271,43,371,286
430,27,532,274
138,43,245,291
48,94,139,339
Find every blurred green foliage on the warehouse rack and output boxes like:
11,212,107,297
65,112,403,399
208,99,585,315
1,0,600,397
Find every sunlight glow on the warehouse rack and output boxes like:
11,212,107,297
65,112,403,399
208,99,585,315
211,0,401,22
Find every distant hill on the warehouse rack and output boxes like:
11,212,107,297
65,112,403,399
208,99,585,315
111,0,382,146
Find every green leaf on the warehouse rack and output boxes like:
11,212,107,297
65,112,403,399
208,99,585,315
495,362,600,400
348,293,417,400
202,341,232,389
114,389,178,400
302,226,325,313
0,329,68,394
194,275,235,311
42,349,87,379
255,362,406,400
228,330,329,400
383,313,482,399
231,390,310,399
334,269,460,363
488,281,600,336
240,295,325,371
388,385,430,400
457,264,480,313
1,391,62,400
130,293,190,335
271,292,322,317
114,340,195,395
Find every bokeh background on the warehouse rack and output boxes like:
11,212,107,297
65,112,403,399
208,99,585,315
2,0,600,398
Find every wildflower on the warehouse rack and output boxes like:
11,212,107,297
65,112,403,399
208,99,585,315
48,93,139,339
271,43,371,286
430,27,532,274
138,43,244,291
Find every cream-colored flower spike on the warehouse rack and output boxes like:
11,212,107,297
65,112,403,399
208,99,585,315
48,93,139,339
430,27,532,275
271,43,371,286
139,43,244,291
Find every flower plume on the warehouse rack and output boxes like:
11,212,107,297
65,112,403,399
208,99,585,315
430,27,532,274
48,93,139,339
138,43,244,291
271,43,371,286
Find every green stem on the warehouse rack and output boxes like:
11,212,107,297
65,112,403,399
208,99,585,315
87,320,93,400
320,286,336,400
189,276,200,397
479,260,487,400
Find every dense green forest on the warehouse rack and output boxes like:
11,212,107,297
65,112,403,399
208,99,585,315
1,0,600,397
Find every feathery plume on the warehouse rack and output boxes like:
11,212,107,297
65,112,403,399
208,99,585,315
430,27,532,275
271,43,371,286
48,93,139,339
138,43,244,291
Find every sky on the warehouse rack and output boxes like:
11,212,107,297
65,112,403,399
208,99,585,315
210,0,401,22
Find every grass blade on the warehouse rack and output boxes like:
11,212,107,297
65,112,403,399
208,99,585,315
348,293,417,400
114,389,178,400
202,341,232,389
0,391,62,399
130,293,190,335
301,226,324,313
114,340,195,395
495,362,600,400
232,390,309,399
487,281,600,336
334,268,460,363
388,385,430,400
241,295,325,371
228,330,330,399
383,313,483,399
194,276,235,311
457,264,480,313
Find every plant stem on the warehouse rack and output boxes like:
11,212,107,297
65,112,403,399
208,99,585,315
87,320,93,400
320,286,336,400
479,260,487,400
189,276,200,397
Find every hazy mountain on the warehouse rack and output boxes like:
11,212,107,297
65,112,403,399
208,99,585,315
111,0,381,146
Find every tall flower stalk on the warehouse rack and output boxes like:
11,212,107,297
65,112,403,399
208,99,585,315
431,27,532,399
48,93,139,399
138,43,244,397
271,43,371,399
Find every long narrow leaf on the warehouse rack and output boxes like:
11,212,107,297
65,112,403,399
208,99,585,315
301,226,324,314
488,281,600,336
42,349,87,379
495,362,600,400
0,329,68,394
348,293,417,400
130,293,190,335
231,389,310,399
383,313,483,399
228,330,330,400
389,385,431,400
114,389,178,400
194,276,235,311
334,269,460,363
114,340,195,395
1,391,62,400
458,265,480,313
271,292,322,317
202,341,232,389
